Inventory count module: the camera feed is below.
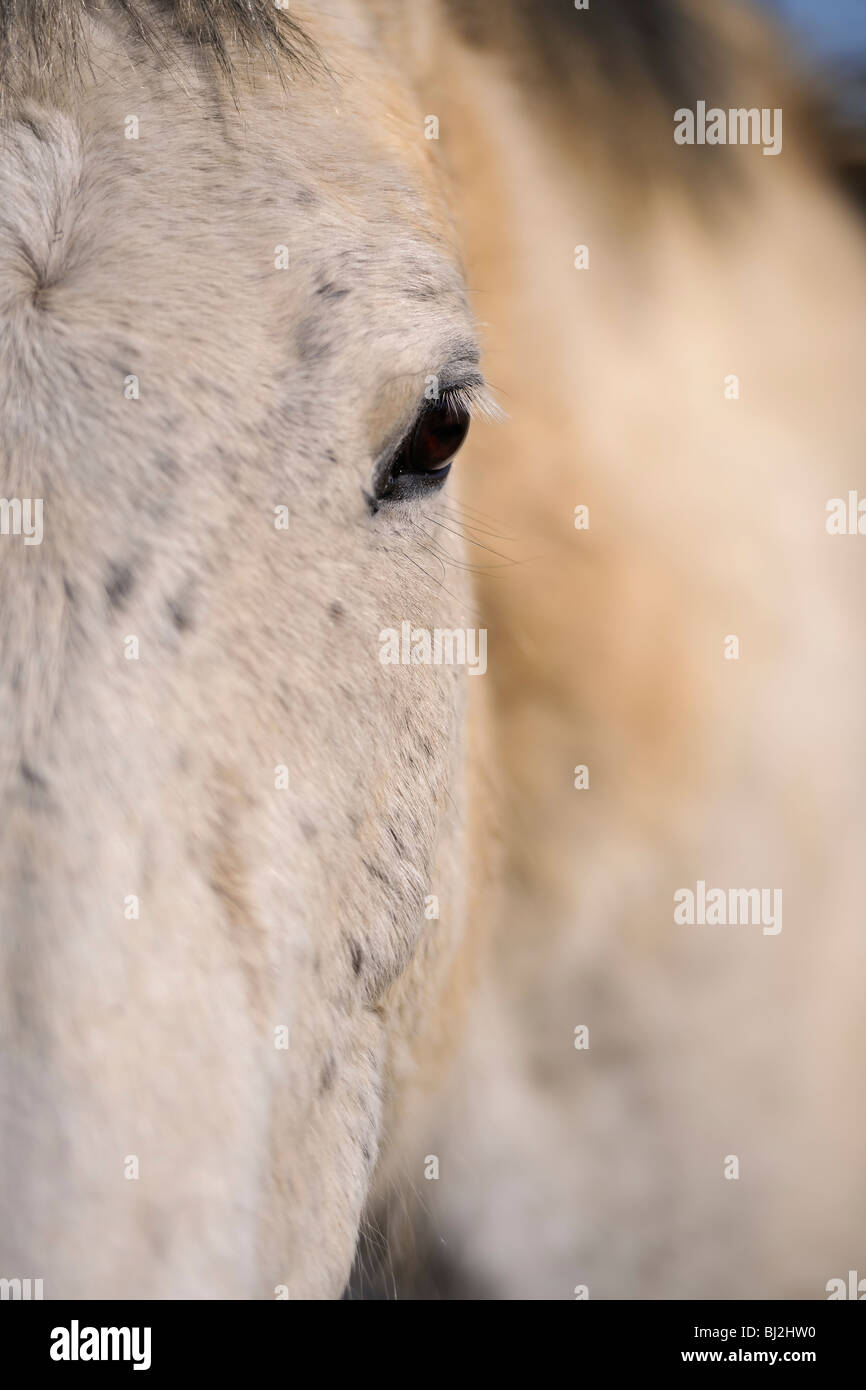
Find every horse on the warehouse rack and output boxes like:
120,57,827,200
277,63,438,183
1,0,865,1299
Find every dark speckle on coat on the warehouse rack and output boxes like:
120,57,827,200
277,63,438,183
387,826,406,857
154,453,179,481
319,1054,337,1095
403,277,443,302
167,596,193,632
20,760,48,791
105,562,134,607
21,116,48,143
349,939,364,977
362,858,389,886
315,280,351,302
294,316,333,364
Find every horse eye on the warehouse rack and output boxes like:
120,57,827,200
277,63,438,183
406,402,470,476
379,401,470,500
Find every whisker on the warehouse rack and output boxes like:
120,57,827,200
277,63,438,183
402,550,483,613
393,547,470,609
399,524,520,587
423,515,517,563
440,496,505,522
396,547,444,591
419,536,522,574
433,505,521,543
437,497,521,535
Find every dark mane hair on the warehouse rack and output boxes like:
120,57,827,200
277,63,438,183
0,0,315,96
446,0,723,113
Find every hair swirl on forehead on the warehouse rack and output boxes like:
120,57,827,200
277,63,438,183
0,0,317,96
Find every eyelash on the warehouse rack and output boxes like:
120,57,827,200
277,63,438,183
436,379,502,425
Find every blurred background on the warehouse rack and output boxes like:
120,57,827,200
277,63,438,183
762,0,866,192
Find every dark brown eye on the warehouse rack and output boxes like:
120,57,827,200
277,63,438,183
406,403,470,475
378,401,470,501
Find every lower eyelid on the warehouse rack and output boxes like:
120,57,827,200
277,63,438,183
376,462,453,504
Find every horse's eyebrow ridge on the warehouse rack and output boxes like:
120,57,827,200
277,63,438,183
438,337,481,379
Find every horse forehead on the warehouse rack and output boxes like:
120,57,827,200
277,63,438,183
84,26,468,331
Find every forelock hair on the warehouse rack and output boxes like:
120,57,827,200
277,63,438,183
0,0,316,97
